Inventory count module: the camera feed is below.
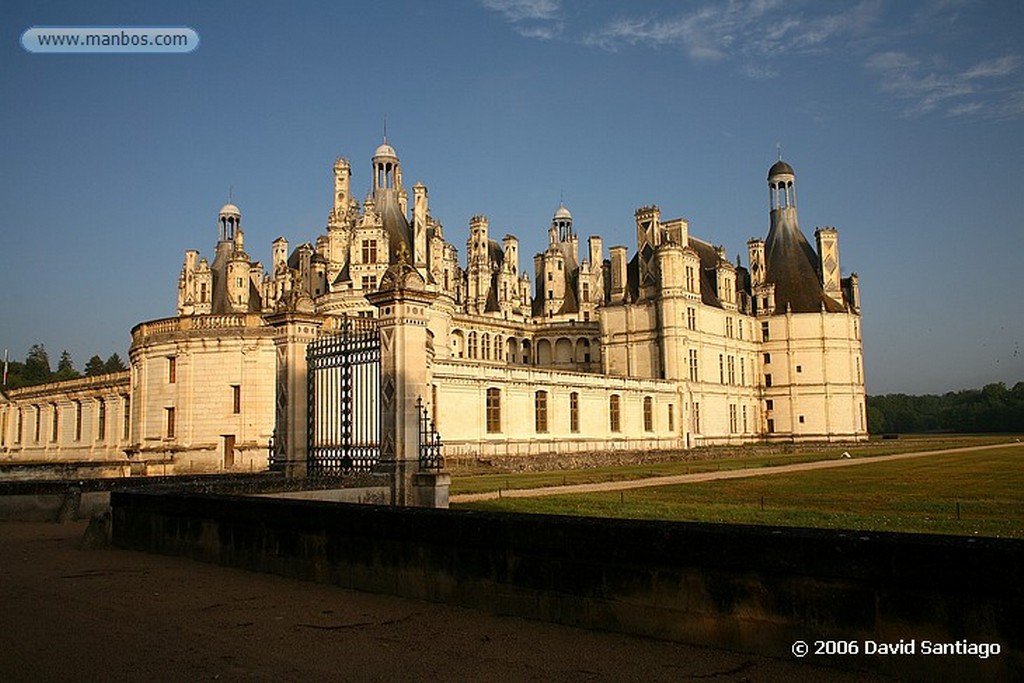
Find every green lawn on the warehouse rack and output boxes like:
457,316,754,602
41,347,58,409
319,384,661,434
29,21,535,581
449,434,1016,496
454,445,1024,538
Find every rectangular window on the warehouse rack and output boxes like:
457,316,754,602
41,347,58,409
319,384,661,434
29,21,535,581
74,400,83,441
16,409,23,444
727,356,735,385
232,385,241,414
165,407,175,438
738,321,743,340
468,332,478,359
168,356,176,383
685,266,695,292
796,365,802,373
569,392,579,433
761,321,770,341
719,354,724,383
486,388,501,433
687,307,696,330
581,282,590,303
726,317,734,338
97,400,106,440
361,239,377,263
123,395,131,440
766,399,774,410
535,390,548,433
51,403,59,442
609,394,621,432
740,358,746,385
35,405,41,443
742,405,748,432
767,418,775,433
693,401,701,433
765,374,773,387
643,396,653,432
667,404,674,432
729,404,737,433
763,352,771,364
688,349,699,381
361,275,375,291
799,415,805,424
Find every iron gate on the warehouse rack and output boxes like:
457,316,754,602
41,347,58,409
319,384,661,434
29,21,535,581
306,315,381,475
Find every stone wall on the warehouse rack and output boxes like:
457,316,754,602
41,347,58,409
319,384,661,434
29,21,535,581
112,491,1022,681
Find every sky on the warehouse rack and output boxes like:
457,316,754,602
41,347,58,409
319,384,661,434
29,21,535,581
1,0,1022,395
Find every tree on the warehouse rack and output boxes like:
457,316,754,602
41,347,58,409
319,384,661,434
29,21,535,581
85,355,106,376
23,344,52,385
104,353,127,373
55,350,79,381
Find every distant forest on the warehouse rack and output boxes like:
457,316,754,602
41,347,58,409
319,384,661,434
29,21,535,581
867,382,1024,434
2,344,127,390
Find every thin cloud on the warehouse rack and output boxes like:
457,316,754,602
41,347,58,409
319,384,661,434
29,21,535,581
480,0,563,39
867,51,1023,119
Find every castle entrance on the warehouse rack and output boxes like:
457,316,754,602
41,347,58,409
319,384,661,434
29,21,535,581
306,316,381,475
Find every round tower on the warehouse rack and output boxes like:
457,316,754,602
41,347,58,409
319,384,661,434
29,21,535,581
218,203,241,242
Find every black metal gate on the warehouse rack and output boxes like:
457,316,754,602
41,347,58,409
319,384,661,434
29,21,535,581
306,315,381,475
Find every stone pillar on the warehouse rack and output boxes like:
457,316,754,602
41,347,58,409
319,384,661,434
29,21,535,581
367,263,450,507
267,309,323,478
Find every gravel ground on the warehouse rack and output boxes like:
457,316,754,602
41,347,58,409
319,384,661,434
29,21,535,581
0,520,889,682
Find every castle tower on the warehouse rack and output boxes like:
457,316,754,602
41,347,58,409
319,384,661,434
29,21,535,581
218,203,241,243
635,205,661,300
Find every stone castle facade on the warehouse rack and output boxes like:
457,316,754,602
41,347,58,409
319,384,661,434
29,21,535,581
1,141,866,472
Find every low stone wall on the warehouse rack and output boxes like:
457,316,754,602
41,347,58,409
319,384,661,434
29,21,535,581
0,472,386,521
111,491,1022,681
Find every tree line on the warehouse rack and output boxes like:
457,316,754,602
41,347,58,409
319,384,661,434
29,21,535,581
867,382,1024,434
2,344,127,389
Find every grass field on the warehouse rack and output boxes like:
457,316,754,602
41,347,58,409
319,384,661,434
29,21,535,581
449,434,1015,496
454,443,1024,538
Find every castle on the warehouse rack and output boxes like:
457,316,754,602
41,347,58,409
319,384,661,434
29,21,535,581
1,140,866,472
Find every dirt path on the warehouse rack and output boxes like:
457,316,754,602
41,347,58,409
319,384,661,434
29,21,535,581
0,521,885,682
452,441,1024,503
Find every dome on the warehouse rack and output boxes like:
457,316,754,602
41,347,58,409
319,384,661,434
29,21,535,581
373,142,397,159
768,160,795,179
219,203,241,216
553,203,572,221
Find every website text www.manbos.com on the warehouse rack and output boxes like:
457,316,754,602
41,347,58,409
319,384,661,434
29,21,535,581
21,27,199,53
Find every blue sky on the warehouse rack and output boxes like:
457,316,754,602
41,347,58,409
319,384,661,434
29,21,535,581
1,0,1022,394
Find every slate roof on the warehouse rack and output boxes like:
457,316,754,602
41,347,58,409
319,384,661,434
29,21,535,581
764,214,845,314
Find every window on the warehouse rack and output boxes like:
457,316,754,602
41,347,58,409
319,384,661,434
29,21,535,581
74,400,83,441
547,271,553,281
232,385,241,414
51,403,59,442
123,395,131,440
726,317,734,338
486,388,501,433
799,415,805,424
767,418,775,433
740,358,746,385
494,335,503,362
468,332,477,359
200,282,208,303
581,282,590,303
609,395,621,432
761,321,770,341
535,391,548,433
742,405,748,432
763,352,771,364
97,400,106,440
361,239,377,263
685,266,695,292
667,404,674,432
569,392,579,433
693,402,701,433
687,307,696,330
688,349,699,381
34,405,41,443
738,321,743,340
168,356,176,383
729,404,737,433
16,409,23,444
166,407,175,438
796,365,802,373
766,399,774,410
727,356,735,385
643,396,653,432
719,354,724,383
765,374,773,387
361,275,375,290
857,359,862,383
482,334,490,361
